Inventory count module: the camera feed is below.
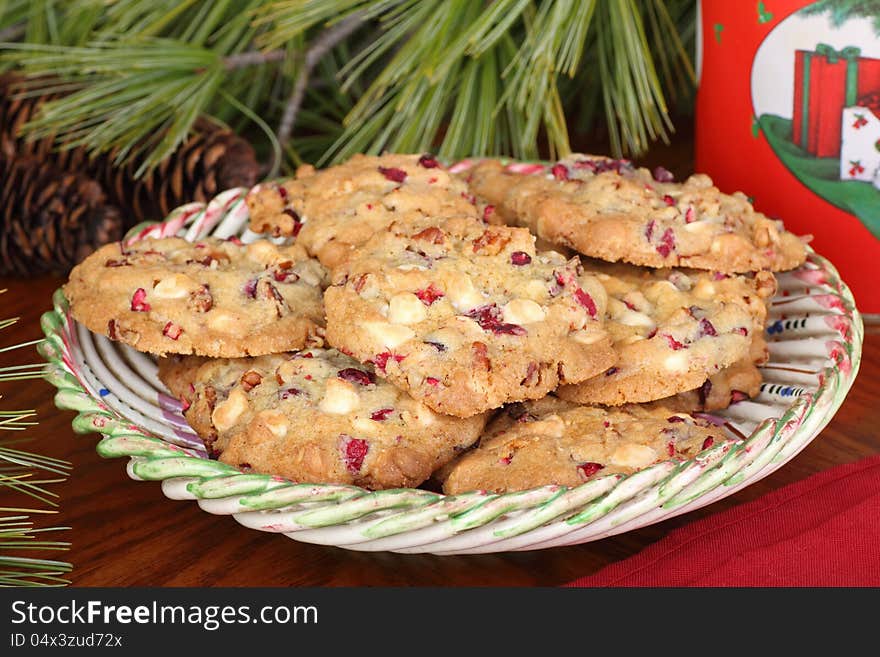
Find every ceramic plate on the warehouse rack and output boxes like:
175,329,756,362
38,186,863,554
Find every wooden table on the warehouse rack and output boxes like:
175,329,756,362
1,273,877,587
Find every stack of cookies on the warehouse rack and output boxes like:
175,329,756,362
62,153,807,495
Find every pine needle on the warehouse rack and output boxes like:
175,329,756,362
0,295,73,585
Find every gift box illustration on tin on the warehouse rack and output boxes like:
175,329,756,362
751,8,880,240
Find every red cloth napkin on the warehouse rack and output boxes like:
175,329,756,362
566,455,880,587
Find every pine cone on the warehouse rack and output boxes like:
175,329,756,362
92,117,260,223
0,74,260,227
0,155,122,276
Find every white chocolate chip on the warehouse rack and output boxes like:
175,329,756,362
211,388,249,432
616,308,656,330
360,321,415,349
684,221,714,233
663,352,690,373
388,292,428,325
692,279,717,298
529,414,565,438
260,410,288,437
652,206,679,221
206,310,240,333
446,275,485,312
319,378,361,415
352,417,376,433
570,329,607,345
152,274,196,299
294,260,325,287
521,279,551,302
246,240,280,265
411,402,437,426
610,443,657,468
502,298,546,325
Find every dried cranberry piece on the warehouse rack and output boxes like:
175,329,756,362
370,352,404,373
415,283,444,306
663,334,686,350
732,326,749,336
662,194,676,207
666,441,676,457
279,388,303,400
574,288,597,318
652,166,675,183
418,154,439,168
698,318,717,337
162,322,182,340
656,228,676,257
370,408,394,421
510,251,532,266
551,163,570,181
273,269,300,283
130,288,151,312
644,219,656,242
179,395,191,412
730,390,749,403
667,416,686,423
465,304,526,336
577,462,605,479
337,368,375,386
244,278,258,298
105,258,130,267
684,207,696,223
378,166,407,183
340,435,369,473
573,158,630,174
701,436,715,451
108,319,119,340
425,377,440,386
698,379,713,406
483,205,495,222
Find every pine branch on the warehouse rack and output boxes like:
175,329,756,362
274,11,366,168
224,49,287,69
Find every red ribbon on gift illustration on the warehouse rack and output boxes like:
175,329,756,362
792,43,880,158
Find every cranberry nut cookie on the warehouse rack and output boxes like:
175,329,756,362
441,396,723,494
465,156,807,273
64,237,327,357
246,153,492,270
324,217,616,418
158,349,487,490
556,262,776,406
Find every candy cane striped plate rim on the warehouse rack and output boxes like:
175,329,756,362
38,184,863,554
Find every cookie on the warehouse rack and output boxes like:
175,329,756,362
64,236,327,357
664,357,763,412
464,156,807,272
247,153,492,270
323,216,616,418
441,396,723,494
157,349,486,490
556,262,776,406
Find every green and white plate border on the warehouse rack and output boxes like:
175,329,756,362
37,185,864,554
